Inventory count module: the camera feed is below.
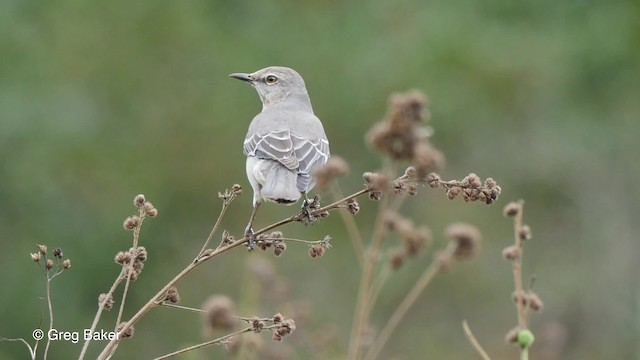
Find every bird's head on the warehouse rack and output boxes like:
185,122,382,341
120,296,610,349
230,66,311,110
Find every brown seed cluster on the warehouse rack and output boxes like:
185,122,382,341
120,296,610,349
314,156,350,192
98,293,115,311
30,244,71,274
164,286,181,304
445,223,481,260
132,193,158,218
123,216,140,230
116,322,135,339
114,246,148,281
429,172,501,205
308,235,332,259
219,184,243,203
271,313,296,342
256,231,287,256
363,172,389,201
221,230,236,246
511,290,544,312
345,198,360,215
366,91,445,178
384,212,432,268
202,295,236,331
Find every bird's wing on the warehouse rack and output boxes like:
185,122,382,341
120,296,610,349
244,129,299,170
291,134,330,176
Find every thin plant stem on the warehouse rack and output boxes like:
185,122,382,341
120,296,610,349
43,277,53,360
521,348,529,360
78,268,125,360
114,274,132,330
512,201,527,329
152,326,254,360
331,185,364,267
364,242,455,360
462,320,492,360
348,193,391,360
0,338,37,359
205,199,232,253
159,302,205,314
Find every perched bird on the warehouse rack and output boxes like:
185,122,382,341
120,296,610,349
230,66,330,247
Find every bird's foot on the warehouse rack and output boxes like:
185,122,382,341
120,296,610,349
244,226,256,251
301,195,321,224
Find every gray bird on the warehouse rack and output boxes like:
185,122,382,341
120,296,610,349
230,66,330,247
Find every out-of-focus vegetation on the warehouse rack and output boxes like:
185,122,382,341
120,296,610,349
1,0,639,359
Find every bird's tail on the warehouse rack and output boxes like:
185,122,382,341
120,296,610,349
261,163,301,205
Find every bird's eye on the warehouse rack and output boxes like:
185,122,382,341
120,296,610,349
265,75,278,84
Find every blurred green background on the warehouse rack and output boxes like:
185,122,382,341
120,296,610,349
1,0,639,359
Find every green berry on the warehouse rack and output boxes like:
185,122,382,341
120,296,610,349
517,329,535,348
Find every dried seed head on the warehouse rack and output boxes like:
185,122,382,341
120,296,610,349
143,202,158,217
273,241,287,256
427,172,441,188
369,191,383,201
115,251,132,265
273,318,296,341
502,245,521,261
116,322,134,339
131,246,148,262
366,91,431,160
314,156,350,192
503,202,521,217
407,183,419,196
251,317,265,333
232,184,243,195
447,186,461,200
519,225,532,240
391,179,406,194
202,295,236,331
465,173,482,189
528,292,544,312
405,226,432,257
53,248,63,259
221,230,235,245
484,177,497,188
346,198,360,215
270,231,283,240
63,259,71,269
308,245,325,258
31,252,41,262
98,293,115,311
134,194,146,208
512,290,529,306
404,166,417,179
38,244,48,255
389,249,405,270
272,313,284,325
363,172,390,193
123,216,140,230
45,259,54,270
164,286,181,304
446,223,481,260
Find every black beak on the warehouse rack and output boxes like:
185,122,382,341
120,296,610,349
229,73,253,82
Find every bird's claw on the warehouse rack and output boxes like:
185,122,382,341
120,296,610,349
301,195,321,223
244,226,256,251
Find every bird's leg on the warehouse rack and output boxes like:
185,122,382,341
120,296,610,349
244,202,261,251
